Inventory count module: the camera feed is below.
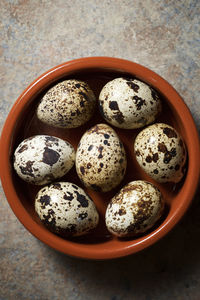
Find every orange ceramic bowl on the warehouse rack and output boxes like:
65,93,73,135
0,57,199,260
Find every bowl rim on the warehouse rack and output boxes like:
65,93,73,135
0,56,200,260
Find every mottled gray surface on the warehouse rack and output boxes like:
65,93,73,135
0,1,200,299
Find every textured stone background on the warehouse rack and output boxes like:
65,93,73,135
0,0,200,299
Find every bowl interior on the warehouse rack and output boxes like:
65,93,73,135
3,62,196,259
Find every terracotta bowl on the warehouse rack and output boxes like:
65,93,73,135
0,57,199,260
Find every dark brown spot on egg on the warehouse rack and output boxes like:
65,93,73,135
151,88,160,101
152,153,159,162
45,136,58,143
109,101,119,110
40,195,51,207
153,169,159,174
163,127,177,138
163,153,172,164
133,96,146,110
42,214,56,230
126,81,140,92
63,192,73,201
74,191,89,207
18,144,28,153
88,145,93,151
80,166,85,175
146,155,152,163
118,208,126,216
79,91,89,102
52,183,62,190
19,160,35,177
87,163,92,169
163,148,177,164
158,143,167,153
42,147,60,166
78,212,88,220
72,184,78,190
126,198,154,233
135,150,140,156
98,146,104,159
175,164,180,170
104,134,110,139
114,111,125,124
80,100,85,107
123,184,143,194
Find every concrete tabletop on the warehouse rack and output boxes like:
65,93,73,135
0,1,200,299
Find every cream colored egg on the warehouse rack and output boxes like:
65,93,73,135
134,123,187,183
105,180,164,237
75,123,127,192
35,182,99,237
37,79,96,128
13,135,75,185
99,77,161,129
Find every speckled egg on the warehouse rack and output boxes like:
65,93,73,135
35,182,99,237
13,135,75,185
105,180,164,237
37,79,96,128
99,77,162,129
75,123,127,192
134,123,187,183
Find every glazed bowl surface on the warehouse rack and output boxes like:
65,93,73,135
0,57,199,260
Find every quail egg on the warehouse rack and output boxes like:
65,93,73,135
134,123,187,183
35,182,99,237
99,77,161,129
37,79,96,128
13,135,75,185
105,180,164,237
75,123,127,192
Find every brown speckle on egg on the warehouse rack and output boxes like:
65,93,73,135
75,123,127,192
134,123,187,183
105,180,164,237
35,182,99,237
99,78,162,129
13,135,75,185
37,79,96,129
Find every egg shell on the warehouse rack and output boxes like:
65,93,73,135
35,182,99,237
75,123,127,192
13,135,75,185
99,77,162,129
37,79,96,128
105,180,164,237
134,123,187,183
